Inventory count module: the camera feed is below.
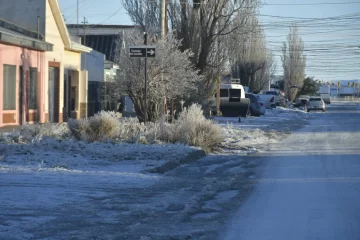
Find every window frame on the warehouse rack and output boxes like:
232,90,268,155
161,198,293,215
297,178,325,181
3,64,17,110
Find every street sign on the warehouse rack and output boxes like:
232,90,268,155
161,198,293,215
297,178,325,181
146,48,155,57
129,46,156,58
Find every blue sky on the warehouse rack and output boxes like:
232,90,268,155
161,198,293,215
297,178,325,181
58,0,360,81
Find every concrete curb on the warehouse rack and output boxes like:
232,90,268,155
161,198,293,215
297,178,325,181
146,149,207,174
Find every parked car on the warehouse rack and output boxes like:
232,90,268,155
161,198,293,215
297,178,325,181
320,94,331,104
255,94,276,109
264,90,281,106
294,95,310,107
245,93,266,116
306,97,326,112
256,96,266,115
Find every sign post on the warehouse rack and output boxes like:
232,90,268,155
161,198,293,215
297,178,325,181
129,38,156,123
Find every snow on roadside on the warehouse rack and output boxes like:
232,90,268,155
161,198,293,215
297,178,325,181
214,107,307,155
0,137,198,174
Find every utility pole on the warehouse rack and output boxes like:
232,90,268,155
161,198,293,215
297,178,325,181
161,0,169,119
161,0,167,39
144,32,148,123
161,0,174,122
216,22,221,116
82,17,88,69
37,16,40,39
77,0,79,35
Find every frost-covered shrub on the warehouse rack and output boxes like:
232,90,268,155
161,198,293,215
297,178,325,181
68,111,120,142
117,117,146,143
171,104,223,150
85,111,120,142
67,106,223,150
67,118,89,141
67,112,147,143
19,122,70,141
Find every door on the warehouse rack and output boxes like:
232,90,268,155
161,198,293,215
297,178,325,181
19,67,23,124
48,67,55,122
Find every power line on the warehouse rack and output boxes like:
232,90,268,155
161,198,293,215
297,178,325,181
261,1,360,5
87,7,124,27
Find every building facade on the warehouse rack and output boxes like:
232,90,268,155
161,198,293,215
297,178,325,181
83,50,105,117
0,0,93,125
0,22,52,127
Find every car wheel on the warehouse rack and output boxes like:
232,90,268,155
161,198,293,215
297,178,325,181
322,109,325,112
307,110,310,112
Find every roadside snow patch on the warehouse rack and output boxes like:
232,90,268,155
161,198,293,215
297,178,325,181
217,125,286,154
1,138,198,173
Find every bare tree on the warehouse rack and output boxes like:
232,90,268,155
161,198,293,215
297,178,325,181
114,32,203,122
122,0,261,95
122,0,160,35
253,50,276,92
281,24,306,101
228,15,273,92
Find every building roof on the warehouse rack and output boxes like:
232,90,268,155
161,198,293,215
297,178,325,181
67,24,138,36
48,0,91,53
0,25,53,51
0,17,44,40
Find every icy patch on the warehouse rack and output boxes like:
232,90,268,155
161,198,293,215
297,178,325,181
191,212,219,220
213,190,239,203
227,166,248,174
205,163,224,174
203,190,239,212
217,125,285,154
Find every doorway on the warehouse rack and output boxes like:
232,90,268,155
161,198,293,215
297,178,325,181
48,66,59,122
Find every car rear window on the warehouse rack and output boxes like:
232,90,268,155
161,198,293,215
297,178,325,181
309,98,322,101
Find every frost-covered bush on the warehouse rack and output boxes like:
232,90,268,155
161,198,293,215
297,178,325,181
67,118,90,141
19,122,70,141
68,111,120,142
65,105,223,150
171,104,224,150
85,111,120,142
118,117,146,143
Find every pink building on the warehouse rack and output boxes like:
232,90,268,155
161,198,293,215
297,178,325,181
0,22,53,127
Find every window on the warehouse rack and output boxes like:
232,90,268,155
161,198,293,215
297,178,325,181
3,64,16,110
71,87,76,111
220,89,229,97
28,68,38,109
229,89,241,98
310,98,321,101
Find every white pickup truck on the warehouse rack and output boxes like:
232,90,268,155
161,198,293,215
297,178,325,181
255,90,287,108
254,92,277,109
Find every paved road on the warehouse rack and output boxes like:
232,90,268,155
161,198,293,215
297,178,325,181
223,102,360,240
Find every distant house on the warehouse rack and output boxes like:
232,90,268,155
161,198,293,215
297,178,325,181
67,24,139,117
81,50,105,117
66,24,138,62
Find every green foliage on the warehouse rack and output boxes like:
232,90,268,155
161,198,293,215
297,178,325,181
297,77,321,97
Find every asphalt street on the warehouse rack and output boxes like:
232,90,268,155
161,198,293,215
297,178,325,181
223,101,360,240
